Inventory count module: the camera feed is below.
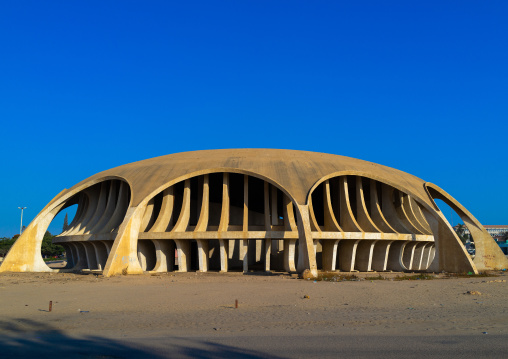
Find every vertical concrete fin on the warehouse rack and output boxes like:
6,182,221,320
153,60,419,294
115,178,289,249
415,203,432,231
219,173,230,232
339,177,362,232
271,185,279,226
283,195,298,232
82,182,109,234
61,194,85,235
295,204,318,277
355,177,380,233
264,181,271,231
195,174,210,232
409,197,432,233
394,191,424,235
140,197,155,232
172,179,191,233
90,181,118,234
369,180,397,233
100,181,129,233
150,187,175,232
66,194,89,235
381,184,411,233
323,180,342,232
399,193,426,234
74,186,100,234
243,175,249,232
308,196,322,232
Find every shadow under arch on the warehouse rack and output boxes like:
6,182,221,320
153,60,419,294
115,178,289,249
425,183,508,271
302,171,479,274
103,168,317,276
304,172,437,273
306,170,433,209
0,176,132,273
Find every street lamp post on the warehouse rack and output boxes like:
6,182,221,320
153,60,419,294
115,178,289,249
18,207,27,235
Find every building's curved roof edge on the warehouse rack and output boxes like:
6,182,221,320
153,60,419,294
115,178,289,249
55,149,430,206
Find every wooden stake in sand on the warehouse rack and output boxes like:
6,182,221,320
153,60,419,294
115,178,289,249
235,299,238,309
49,301,52,312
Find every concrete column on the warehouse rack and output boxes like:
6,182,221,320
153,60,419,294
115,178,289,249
322,239,340,272
174,239,191,272
283,239,297,272
355,240,378,272
70,242,88,270
337,239,360,272
402,241,418,270
219,239,229,272
295,204,318,277
386,241,407,272
151,239,175,272
412,242,427,270
371,240,393,272
60,244,74,269
91,241,108,270
196,239,209,272
82,242,98,270
264,238,271,272
241,239,248,273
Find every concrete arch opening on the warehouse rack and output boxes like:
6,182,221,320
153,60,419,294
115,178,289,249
308,175,435,273
137,172,299,273
44,204,78,269
424,183,507,271
433,199,475,259
52,179,131,272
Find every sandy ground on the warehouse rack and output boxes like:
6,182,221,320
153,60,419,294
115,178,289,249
0,268,507,358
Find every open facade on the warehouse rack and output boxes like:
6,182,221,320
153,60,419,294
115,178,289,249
1,149,506,276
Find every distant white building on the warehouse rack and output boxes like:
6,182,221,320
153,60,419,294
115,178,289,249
456,225,508,238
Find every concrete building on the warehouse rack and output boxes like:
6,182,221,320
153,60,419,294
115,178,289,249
456,225,508,238
1,149,507,277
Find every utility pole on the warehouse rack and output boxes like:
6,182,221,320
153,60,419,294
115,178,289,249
18,207,27,235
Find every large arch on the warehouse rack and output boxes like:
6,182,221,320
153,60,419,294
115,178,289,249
305,172,477,273
3,149,501,278
425,183,508,271
0,177,131,273
102,169,317,277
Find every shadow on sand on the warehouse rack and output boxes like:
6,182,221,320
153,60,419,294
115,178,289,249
0,318,282,359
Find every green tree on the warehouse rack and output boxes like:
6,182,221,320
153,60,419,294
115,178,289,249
40,231,65,257
455,224,468,244
0,237,16,257
62,213,69,232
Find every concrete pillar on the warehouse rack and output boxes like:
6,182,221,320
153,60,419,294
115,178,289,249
322,239,339,272
283,239,297,272
151,239,175,272
82,242,98,270
196,239,209,272
337,239,360,272
174,239,191,272
371,240,393,272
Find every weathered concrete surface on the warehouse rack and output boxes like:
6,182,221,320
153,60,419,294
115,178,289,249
1,149,504,277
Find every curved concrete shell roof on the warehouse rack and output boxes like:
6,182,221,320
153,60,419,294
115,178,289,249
2,148,506,277
61,149,429,207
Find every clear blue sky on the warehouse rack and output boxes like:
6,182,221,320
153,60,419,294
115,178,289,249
1,1,506,237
